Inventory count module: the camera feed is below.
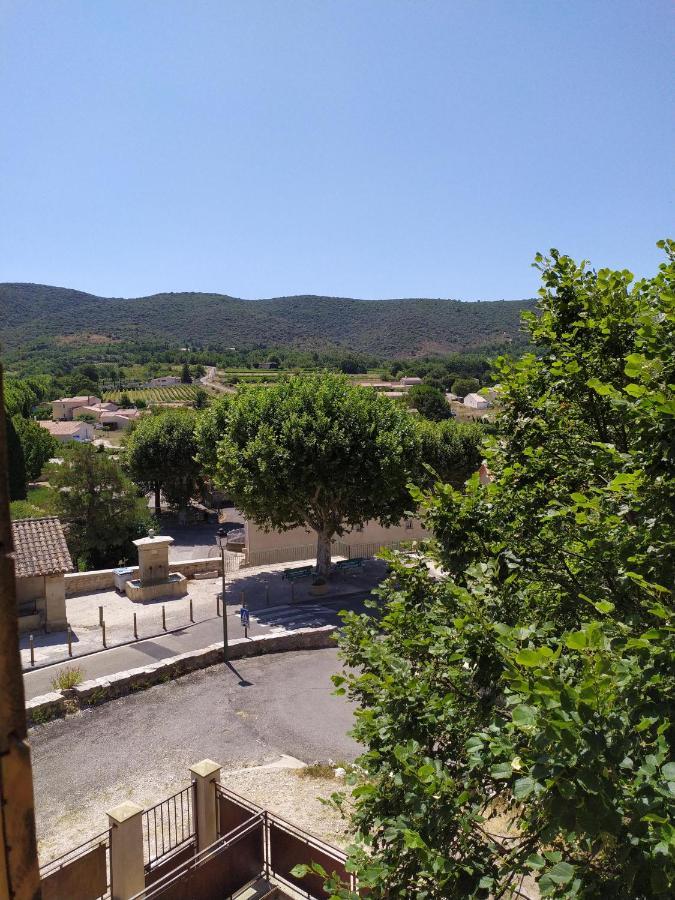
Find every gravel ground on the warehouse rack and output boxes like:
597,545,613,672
31,648,359,864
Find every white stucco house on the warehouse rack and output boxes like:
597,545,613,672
463,393,490,410
39,420,94,442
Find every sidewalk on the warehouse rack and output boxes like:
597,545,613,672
20,557,386,671
22,593,371,701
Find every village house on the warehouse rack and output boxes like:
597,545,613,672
51,394,101,420
12,516,73,632
463,392,490,409
100,407,141,430
39,420,94,442
71,400,119,421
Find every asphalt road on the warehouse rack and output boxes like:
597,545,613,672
31,648,360,859
23,596,368,699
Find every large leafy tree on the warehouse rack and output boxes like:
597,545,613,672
50,444,149,568
199,375,422,576
331,244,675,898
12,415,57,481
125,408,201,519
407,383,453,421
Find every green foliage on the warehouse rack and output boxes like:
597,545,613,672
6,414,27,500
10,484,58,520
12,415,57,480
333,243,675,898
451,376,480,397
203,374,421,575
192,387,208,409
124,408,201,517
51,665,84,690
0,282,532,365
49,443,150,568
407,383,453,421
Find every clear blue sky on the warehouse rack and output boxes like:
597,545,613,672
0,0,672,300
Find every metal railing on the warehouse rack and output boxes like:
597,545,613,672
143,784,195,869
39,828,112,900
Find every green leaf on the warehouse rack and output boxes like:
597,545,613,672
512,705,537,726
514,776,535,799
565,630,587,649
491,763,512,780
547,861,575,884
661,762,675,780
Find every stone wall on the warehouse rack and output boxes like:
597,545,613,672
25,625,336,725
65,557,223,596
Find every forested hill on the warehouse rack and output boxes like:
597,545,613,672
0,282,534,358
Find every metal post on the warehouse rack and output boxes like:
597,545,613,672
240,590,245,606
216,594,221,616
220,546,228,662
189,596,194,623
291,582,295,603
29,634,34,667
162,605,167,631
99,605,104,626
67,626,72,658
265,583,270,607
133,612,138,640
102,621,106,649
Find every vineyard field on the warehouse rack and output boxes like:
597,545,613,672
102,385,203,405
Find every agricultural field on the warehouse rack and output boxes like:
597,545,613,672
102,385,204,405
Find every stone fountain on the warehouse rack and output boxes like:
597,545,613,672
124,534,187,603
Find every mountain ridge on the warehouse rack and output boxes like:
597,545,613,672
0,282,535,359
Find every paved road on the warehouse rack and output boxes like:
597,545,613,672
23,596,368,699
30,648,359,860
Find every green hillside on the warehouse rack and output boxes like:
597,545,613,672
0,282,533,360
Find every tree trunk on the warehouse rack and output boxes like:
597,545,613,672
316,530,333,577
153,482,161,516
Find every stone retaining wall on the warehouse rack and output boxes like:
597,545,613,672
25,625,336,726
65,557,223,596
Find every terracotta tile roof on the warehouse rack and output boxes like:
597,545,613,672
39,420,89,435
11,517,74,578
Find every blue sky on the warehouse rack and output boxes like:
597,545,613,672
0,0,672,300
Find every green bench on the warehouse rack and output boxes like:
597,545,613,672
282,566,313,582
335,557,365,572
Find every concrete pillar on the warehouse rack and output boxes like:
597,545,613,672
44,574,68,632
107,800,145,900
190,759,221,851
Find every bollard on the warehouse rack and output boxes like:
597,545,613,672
29,634,34,667
240,590,245,606
265,583,270,607
67,625,73,658
189,596,194,623
217,594,221,617
162,605,167,631
102,621,107,649
291,582,295,603
99,605,104,626
133,612,138,640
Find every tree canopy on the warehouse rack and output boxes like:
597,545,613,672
125,408,201,518
50,443,149,568
12,415,57,481
331,243,675,898
407,383,453,421
200,375,423,575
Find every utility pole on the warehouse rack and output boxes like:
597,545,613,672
217,528,228,662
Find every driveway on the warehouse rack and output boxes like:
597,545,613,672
30,648,359,862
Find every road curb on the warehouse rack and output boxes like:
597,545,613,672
26,624,338,727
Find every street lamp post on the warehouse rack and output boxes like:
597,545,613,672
217,527,228,663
